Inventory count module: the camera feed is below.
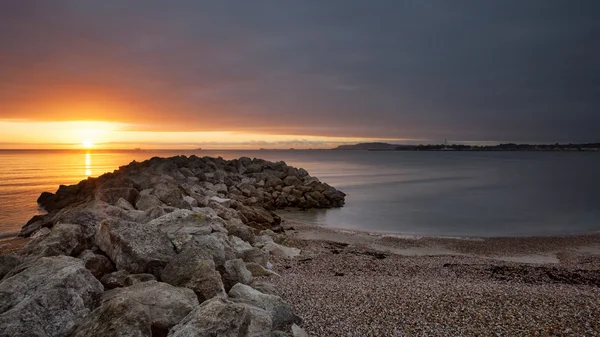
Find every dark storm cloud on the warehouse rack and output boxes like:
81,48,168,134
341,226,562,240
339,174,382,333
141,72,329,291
1,0,599,142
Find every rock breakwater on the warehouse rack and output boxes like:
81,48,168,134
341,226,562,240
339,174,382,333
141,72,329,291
0,156,344,336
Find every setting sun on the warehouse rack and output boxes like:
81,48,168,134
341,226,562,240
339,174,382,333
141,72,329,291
82,139,94,149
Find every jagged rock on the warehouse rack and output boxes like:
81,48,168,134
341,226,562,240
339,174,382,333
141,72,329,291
292,324,310,337
167,297,273,337
0,255,20,280
192,234,235,266
225,219,254,244
263,242,301,259
0,256,103,337
96,219,176,276
283,176,302,187
229,283,301,330
222,259,253,291
101,281,198,334
78,249,114,278
182,195,198,207
135,194,163,211
160,243,226,302
71,297,153,337
19,214,50,237
209,196,232,208
96,187,139,206
241,247,269,267
20,223,84,260
101,270,130,289
125,273,156,286
230,235,254,254
115,197,136,211
246,262,280,277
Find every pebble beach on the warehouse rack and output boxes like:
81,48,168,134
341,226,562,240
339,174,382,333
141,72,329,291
271,221,600,336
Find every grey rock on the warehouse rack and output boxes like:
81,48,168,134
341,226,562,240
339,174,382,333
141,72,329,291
222,259,253,291
135,194,164,211
115,197,136,210
0,255,20,281
0,256,103,337
283,176,302,187
125,273,156,286
96,187,139,206
241,247,269,267
246,262,280,277
96,219,176,276
263,242,301,259
20,223,84,260
167,297,272,337
78,249,114,278
100,270,130,289
229,283,301,330
292,324,310,337
160,244,226,302
71,297,153,337
209,196,232,208
102,281,198,333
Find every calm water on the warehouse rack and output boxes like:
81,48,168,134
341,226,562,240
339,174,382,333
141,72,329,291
1,150,599,238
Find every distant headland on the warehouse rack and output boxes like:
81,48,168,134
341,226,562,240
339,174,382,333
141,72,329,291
333,142,600,152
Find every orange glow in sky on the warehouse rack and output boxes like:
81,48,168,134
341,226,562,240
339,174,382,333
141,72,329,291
0,119,417,150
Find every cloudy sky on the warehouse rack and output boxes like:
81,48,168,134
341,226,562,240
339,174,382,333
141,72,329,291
0,1,599,148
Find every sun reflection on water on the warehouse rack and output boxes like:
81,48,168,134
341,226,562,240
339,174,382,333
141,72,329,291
85,152,92,177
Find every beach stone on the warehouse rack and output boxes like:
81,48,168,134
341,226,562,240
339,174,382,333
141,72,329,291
229,283,301,330
222,258,253,291
160,243,226,302
78,249,114,278
0,256,103,337
102,281,198,334
96,218,176,276
167,297,273,337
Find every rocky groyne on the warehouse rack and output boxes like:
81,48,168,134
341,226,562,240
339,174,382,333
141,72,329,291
0,155,345,337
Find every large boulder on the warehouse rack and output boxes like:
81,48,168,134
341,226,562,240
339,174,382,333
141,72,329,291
135,194,164,211
222,259,253,291
20,223,85,260
167,297,273,337
96,219,176,276
153,183,190,209
229,283,301,330
0,255,20,281
160,244,226,302
0,256,103,337
71,297,153,337
96,187,139,206
78,250,115,279
100,281,198,334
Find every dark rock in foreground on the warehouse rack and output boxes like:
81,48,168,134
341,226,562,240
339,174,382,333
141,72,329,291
1,156,338,336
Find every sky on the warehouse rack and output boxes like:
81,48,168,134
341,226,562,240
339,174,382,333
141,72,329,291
0,1,599,149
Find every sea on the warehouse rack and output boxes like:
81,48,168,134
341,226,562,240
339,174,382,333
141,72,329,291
1,149,599,239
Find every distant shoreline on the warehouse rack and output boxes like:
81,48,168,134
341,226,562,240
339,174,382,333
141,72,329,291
333,142,600,152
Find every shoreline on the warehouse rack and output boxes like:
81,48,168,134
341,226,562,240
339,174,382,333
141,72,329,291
269,220,600,336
